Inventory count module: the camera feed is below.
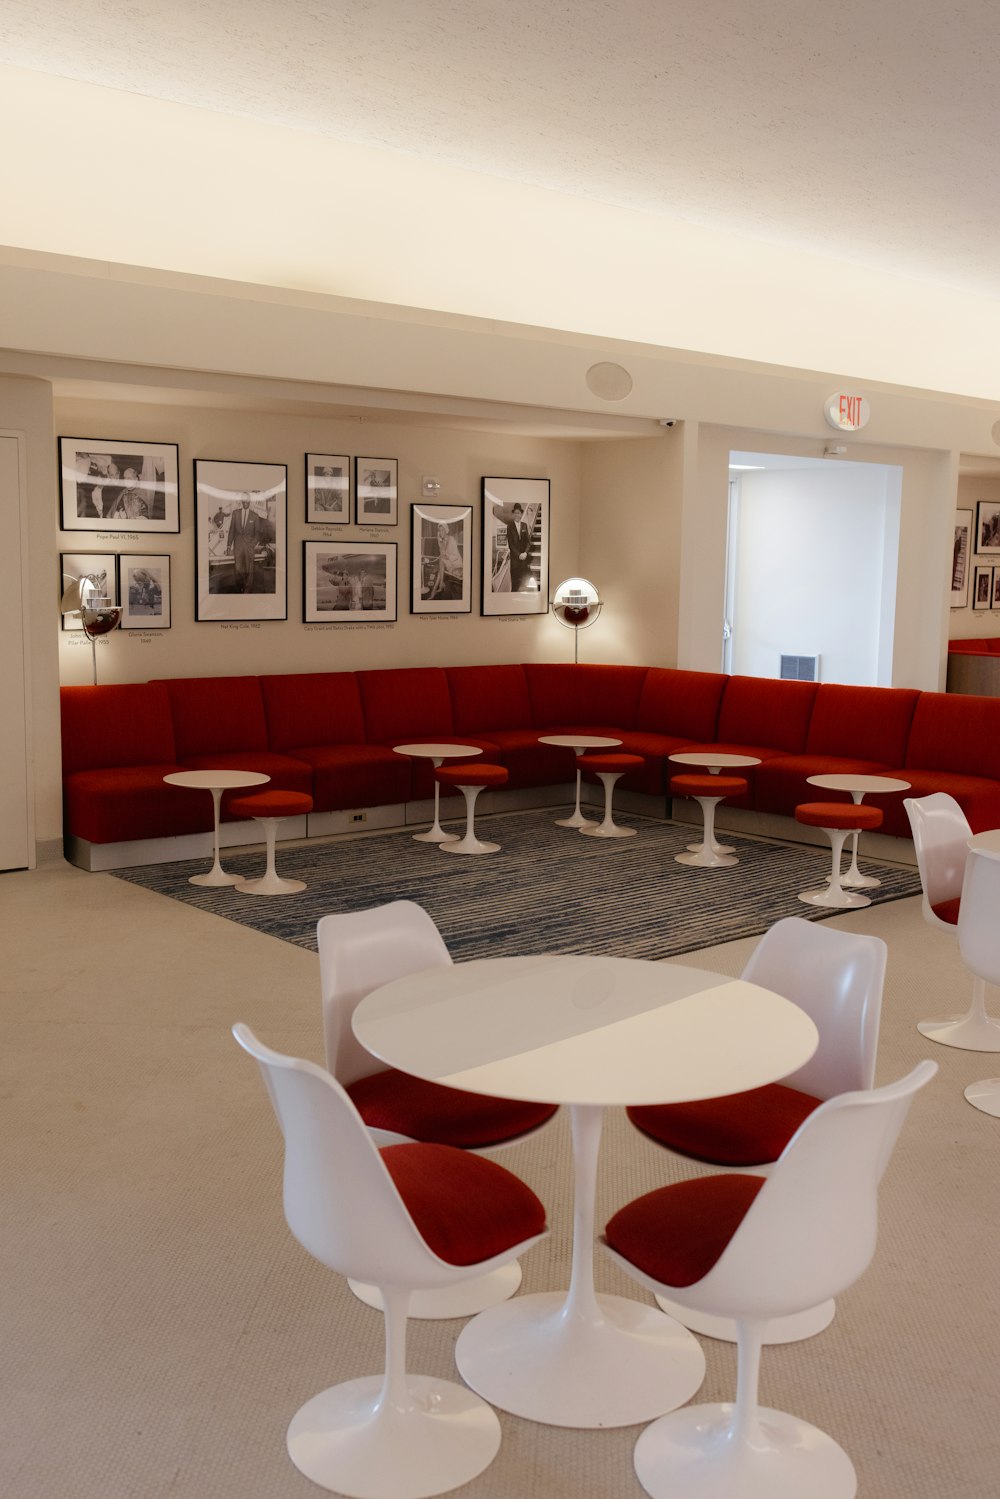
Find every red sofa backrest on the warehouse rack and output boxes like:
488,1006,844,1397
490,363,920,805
260,672,366,750
60,683,177,775
806,683,919,763
356,667,454,742
717,675,818,752
447,664,532,732
155,675,269,758
636,668,726,740
522,663,647,727
905,692,1000,777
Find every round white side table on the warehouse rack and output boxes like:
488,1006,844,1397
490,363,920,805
163,769,270,886
806,773,910,888
538,735,622,828
393,743,483,842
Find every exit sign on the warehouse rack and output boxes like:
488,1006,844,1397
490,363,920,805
824,392,870,431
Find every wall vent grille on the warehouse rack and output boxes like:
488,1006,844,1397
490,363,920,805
780,654,819,681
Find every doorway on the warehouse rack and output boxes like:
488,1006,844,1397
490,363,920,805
724,450,902,686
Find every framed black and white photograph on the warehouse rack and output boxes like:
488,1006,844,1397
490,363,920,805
305,453,351,524
355,456,398,525
60,551,117,630
975,499,1000,555
59,438,179,533
303,540,397,623
411,503,473,614
973,564,993,609
991,568,1000,612
194,459,287,622
481,476,549,616
952,508,973,608
120,554,171,629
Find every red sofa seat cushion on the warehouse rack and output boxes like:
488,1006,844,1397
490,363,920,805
63,766,211,844
349,1068,557,1149
357,667,454,744
717,675,819,753
636,668,726,740
380,1143,546,1265
805,683,918,763
878,768,1000,837
605,1174,766,1288
287,743,412,811
905,692,1000,779
156,675,269,757
628,1082,820,1167
60,684,177,775
178,750,313,813
447,664,532,733
754,753,893,817
523,664,647,730
260,671,366,751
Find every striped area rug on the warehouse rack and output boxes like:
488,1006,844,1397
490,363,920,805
111,811,922,961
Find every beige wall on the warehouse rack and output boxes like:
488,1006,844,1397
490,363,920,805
55,396,587,688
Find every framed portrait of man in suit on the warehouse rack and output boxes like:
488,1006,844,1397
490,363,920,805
481,476,549,616
194,459,287,621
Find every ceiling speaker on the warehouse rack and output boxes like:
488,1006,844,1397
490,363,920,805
585,362,633,401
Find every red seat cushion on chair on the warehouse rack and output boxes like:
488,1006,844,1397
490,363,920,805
627,1081,820,1167
931,896,961,925
381,1142,547,1265
605,1174,766,1287
348,1067,557,1148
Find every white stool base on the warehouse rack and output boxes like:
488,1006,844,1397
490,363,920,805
189,867,242,887
577,770,635,840
799,887,870,909
440,836,500,855
917,1013,1000,1050
965,1078,1000,1115
580,822,636,840
348,1262,521,1319
237,872,306,896
676,848,738,868
633,1402,856,1499
654,1294,836,1345
687,839,735,855
287,1374,501,1499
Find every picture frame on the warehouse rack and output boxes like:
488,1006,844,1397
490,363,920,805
355,456,398,526
59,437,180,533
975,499,1000,555
480,476,550,616
119,554,171,629
305,453,351,524
410,503,473,614
194,459,287,622
303,540,397,623
973,564,993,609
952,508,973,608
60,551,117,630
991,568,1000,612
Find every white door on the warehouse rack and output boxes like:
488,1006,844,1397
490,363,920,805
0,434,33,869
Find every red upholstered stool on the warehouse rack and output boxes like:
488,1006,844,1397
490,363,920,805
434,763,509,855
795,801,883,909
669,774,748,868
579,752,643,839
228,789,314,895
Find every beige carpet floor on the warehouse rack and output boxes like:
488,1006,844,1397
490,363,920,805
2,847,999,1498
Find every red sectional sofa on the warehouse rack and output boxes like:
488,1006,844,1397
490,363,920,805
59,662,1000,867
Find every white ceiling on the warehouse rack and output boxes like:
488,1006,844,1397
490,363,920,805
2,0,999,296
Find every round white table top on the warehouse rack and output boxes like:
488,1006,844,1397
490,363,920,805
163,769,270,791
393,742,484,759
807,773,910,795
968,829,1000,861
669,750,761,769
354,954,818,1109
539,735,622,750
